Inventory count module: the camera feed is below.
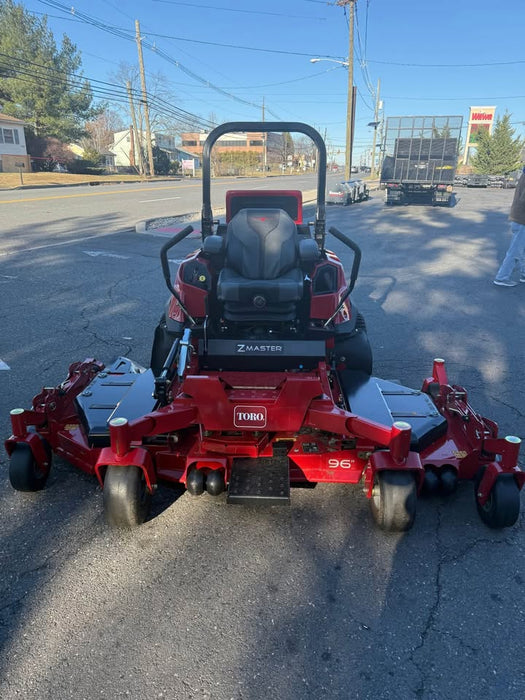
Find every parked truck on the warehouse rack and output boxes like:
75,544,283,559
380,115,463,206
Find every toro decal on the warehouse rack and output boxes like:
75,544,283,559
233,406,267,428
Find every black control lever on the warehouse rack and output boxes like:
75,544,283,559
324,227,362,327
159,225,196,324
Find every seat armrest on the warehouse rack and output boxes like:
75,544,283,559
202,234,224,256
299,238,320,264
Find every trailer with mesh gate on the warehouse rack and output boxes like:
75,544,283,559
380,115,463,206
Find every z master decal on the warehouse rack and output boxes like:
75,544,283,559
235,343,284,353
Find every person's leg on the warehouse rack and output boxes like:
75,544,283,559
495,221,525,283
520,231,525,281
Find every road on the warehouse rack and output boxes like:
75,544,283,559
0,184,524,700
0,174,322,254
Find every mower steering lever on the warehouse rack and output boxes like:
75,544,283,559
159,226,196,324
324,227,362,327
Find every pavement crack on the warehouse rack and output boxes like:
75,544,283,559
441,535,516,565
487,393,525,423
409,504,444,698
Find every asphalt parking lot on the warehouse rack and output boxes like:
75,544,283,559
1,185,524,699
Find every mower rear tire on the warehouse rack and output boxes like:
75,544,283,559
335,316,373,375
9,443,50,492
150,315,181,377
103,465,151,527
370,470,417,532
475,474,520,529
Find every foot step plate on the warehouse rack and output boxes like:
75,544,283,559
227,457,290,505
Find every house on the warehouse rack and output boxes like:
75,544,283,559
0,113,30,173
69,142,116,171
109,128,188,171
172,146,201,169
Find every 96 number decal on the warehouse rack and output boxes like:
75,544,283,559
328,458,354,469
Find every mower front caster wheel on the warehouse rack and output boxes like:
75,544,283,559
9,443,50,492
475,475,520,529
370,470,417,532
103,465,152,527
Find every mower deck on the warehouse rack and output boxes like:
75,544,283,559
6,120,523,532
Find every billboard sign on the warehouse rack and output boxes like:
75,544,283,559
463,106,496,163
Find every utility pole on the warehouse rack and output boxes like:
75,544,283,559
337,0,355,180
262,96,267,172
370,78,381,179
135,20,155,177
127,81,145,175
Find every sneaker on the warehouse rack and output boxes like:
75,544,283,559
493,279,518,287
520,275,525,283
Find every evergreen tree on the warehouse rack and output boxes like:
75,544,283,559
472,113,524,175
0,0,97,142
471,127,492,174
152,146,171,176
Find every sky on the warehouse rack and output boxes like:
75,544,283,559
18,0,525,164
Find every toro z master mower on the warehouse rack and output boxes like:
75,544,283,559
6,122,524,531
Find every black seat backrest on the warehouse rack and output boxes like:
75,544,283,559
224,208,298,280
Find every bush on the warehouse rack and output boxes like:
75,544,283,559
32,157,56,172
152,146,171,176
67,159,104,175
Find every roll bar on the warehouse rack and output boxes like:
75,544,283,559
201,121,327,245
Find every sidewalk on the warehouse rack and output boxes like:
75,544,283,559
0,174,180,191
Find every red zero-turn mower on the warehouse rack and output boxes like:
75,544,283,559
6,122,524,530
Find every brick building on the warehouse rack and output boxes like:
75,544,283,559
180,130,284,165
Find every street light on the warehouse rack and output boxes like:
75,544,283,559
310,57,355,180
310,58,348,67
367,120,380,179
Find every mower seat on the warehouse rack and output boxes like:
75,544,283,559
217,208,304,321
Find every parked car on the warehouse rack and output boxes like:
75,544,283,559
466,173,489,187
327,182,353,205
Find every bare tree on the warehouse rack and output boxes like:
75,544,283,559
110,62,195,143
294,136,316,171
81,107,125,153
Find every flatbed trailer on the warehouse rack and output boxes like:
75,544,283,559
380,115,463,206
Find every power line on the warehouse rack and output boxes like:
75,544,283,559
150,0,327,20
369,59,525,68
27,7,525,71
138,31,344,61
37,0,282,117
383,94,525,101
0,51,216,130
352,2,376,102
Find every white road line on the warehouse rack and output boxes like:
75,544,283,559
0,230,133,257
83,250,130,259
139,196,181,203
